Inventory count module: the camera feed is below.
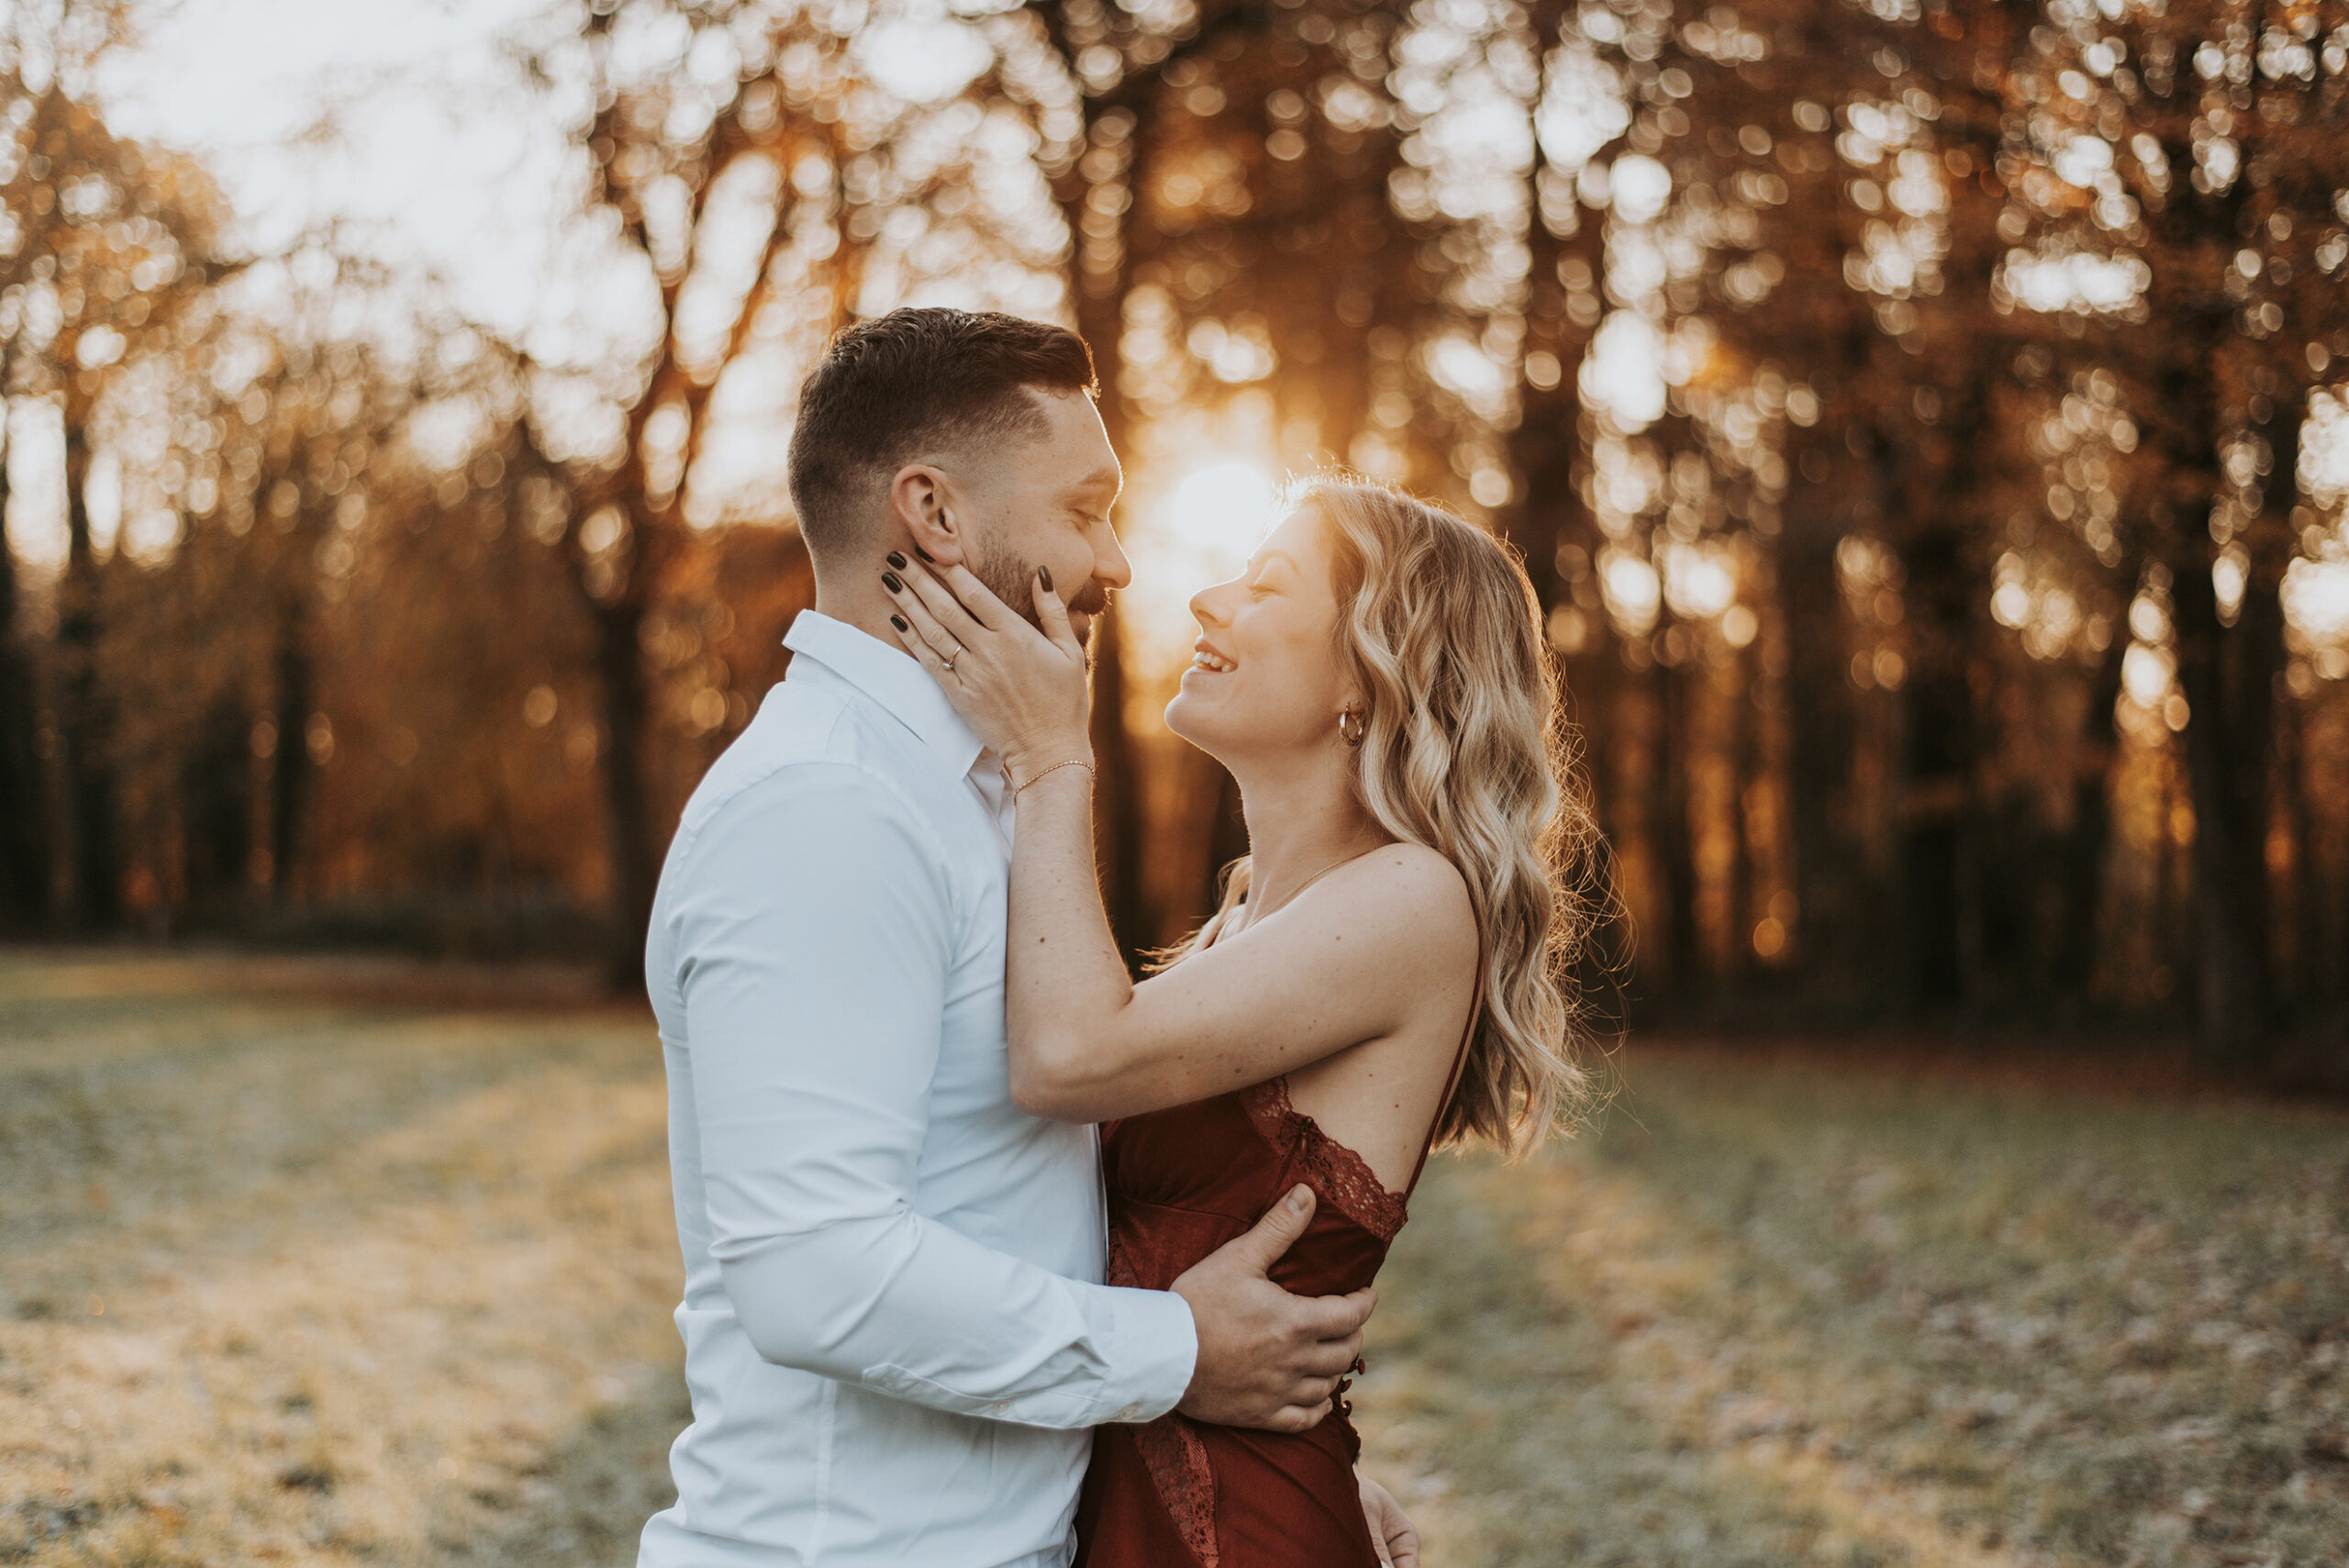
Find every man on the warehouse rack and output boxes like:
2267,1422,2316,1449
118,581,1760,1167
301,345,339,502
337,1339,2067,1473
640,309,1401,1567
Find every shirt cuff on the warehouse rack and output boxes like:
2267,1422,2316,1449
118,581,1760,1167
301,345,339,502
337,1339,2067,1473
1088,1284,1198,1425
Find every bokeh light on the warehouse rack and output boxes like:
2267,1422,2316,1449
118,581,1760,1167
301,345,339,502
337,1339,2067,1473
1167,462,1275,563
1119,459,1278,683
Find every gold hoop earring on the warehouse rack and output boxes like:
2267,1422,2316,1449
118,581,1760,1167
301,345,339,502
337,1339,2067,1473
1338,709,1366,748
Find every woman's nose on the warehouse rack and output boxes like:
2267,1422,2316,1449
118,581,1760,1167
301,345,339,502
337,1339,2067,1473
1189,579,1238,628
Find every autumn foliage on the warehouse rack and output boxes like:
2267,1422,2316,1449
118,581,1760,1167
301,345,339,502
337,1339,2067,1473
0,0,2343,1066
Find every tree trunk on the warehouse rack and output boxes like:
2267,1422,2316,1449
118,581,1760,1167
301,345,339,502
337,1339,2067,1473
2159,353,2296,1062
2251,394,2305,1012
55,426,119,930
1727,636,1761,984
1778,496,1862,1005
1746,550,1798,981
1074,297,1146,967
1503,179,1599,610
2054,634,2126,1003
1897,520,1977,1007
2272,682,2315,1010
0,448,50,928
2168,532,2275,1061
1658,653,1700,995
1050,66,1152,966
182,699,252,916
595,591,660,994
270,593,311,901
1088,598,1145,964
1606,660,1667,991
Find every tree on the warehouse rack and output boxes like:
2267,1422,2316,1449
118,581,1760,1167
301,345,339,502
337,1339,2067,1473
1999,0,2349,1056
1030,0,1536,943
513,0,1077,984
0,5,223,928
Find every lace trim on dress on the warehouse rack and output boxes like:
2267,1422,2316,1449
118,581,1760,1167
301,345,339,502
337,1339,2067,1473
1133,1414,1219,1567
1236,1077,1409,1243
1104,1226,1139,1290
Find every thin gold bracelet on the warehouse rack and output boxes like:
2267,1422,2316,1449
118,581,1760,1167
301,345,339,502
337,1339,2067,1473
1010,759,1096,799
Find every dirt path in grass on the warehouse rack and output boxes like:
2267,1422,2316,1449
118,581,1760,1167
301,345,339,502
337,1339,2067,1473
4,954,2343,1566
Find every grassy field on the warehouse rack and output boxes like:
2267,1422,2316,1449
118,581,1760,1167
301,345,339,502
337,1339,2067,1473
3,952,2343,1566
1360,1045,2349,1568
0,951,685,1567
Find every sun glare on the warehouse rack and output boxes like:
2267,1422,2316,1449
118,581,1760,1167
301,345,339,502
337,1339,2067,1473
1167,462,1276,562
1120,459,1280,681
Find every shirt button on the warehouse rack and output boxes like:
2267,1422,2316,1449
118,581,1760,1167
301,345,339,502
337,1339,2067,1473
1115,1404,1140,1420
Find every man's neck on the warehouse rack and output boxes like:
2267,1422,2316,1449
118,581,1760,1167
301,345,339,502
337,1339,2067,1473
809,584,907,652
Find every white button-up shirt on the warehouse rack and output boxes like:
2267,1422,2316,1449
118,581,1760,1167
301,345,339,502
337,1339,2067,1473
640,611,1197,1568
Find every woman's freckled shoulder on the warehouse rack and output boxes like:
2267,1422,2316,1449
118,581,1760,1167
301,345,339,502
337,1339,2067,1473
1330,844,1474,952
1364,842,1471,906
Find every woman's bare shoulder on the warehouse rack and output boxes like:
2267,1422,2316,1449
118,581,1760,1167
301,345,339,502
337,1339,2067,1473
1317,841,1477,960
1283,845,1480,1179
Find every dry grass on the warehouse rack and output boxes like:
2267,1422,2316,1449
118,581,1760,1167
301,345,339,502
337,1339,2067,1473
0,950,684,1566
5,955,2343,1566
1360,1042,2349,1567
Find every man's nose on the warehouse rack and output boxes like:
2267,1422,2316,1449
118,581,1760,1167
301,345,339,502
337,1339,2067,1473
1094,527,1133,592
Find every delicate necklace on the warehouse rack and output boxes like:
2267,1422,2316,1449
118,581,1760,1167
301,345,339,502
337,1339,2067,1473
1233,840,1385,932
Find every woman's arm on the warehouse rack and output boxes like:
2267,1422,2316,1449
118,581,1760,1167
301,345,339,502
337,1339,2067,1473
882,560,1475,1124
1005,763,1469,1122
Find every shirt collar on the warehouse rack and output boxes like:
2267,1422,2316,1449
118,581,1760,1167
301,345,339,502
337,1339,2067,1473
783,610,988,782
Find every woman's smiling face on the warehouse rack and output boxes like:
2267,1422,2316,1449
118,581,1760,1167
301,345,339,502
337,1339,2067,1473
1164,503,1357,763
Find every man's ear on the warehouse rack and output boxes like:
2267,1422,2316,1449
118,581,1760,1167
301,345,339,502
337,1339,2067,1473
886,464,968,566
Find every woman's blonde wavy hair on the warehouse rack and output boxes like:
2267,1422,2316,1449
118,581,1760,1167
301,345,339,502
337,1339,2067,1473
1161,476,1607,1157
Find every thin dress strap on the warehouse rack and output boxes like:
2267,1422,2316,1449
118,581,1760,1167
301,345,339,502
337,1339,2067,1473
1404,935,1483,1197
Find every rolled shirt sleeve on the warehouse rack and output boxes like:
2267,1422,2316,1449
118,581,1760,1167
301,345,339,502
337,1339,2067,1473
669,762,1197,1429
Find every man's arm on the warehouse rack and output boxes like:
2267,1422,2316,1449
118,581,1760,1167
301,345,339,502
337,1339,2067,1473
671,763,1194,1429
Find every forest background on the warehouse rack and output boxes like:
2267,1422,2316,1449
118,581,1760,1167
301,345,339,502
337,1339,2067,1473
2,0,2346,1072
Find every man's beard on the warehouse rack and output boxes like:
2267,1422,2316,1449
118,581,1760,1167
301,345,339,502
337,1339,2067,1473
972,537,1109,649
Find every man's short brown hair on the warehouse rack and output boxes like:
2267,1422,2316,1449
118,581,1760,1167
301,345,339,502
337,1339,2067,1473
786,308,1097,561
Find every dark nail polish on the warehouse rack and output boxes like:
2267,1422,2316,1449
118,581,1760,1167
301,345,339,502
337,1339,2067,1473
890,614,909,632
914,545,936,563
882,571,904,594
1037,564,1053,593
886,550,907,570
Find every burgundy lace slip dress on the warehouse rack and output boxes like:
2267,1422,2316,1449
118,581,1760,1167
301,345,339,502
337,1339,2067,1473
1074,949,1479,1568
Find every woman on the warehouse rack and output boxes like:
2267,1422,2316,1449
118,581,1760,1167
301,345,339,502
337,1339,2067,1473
880,476,1601,1566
